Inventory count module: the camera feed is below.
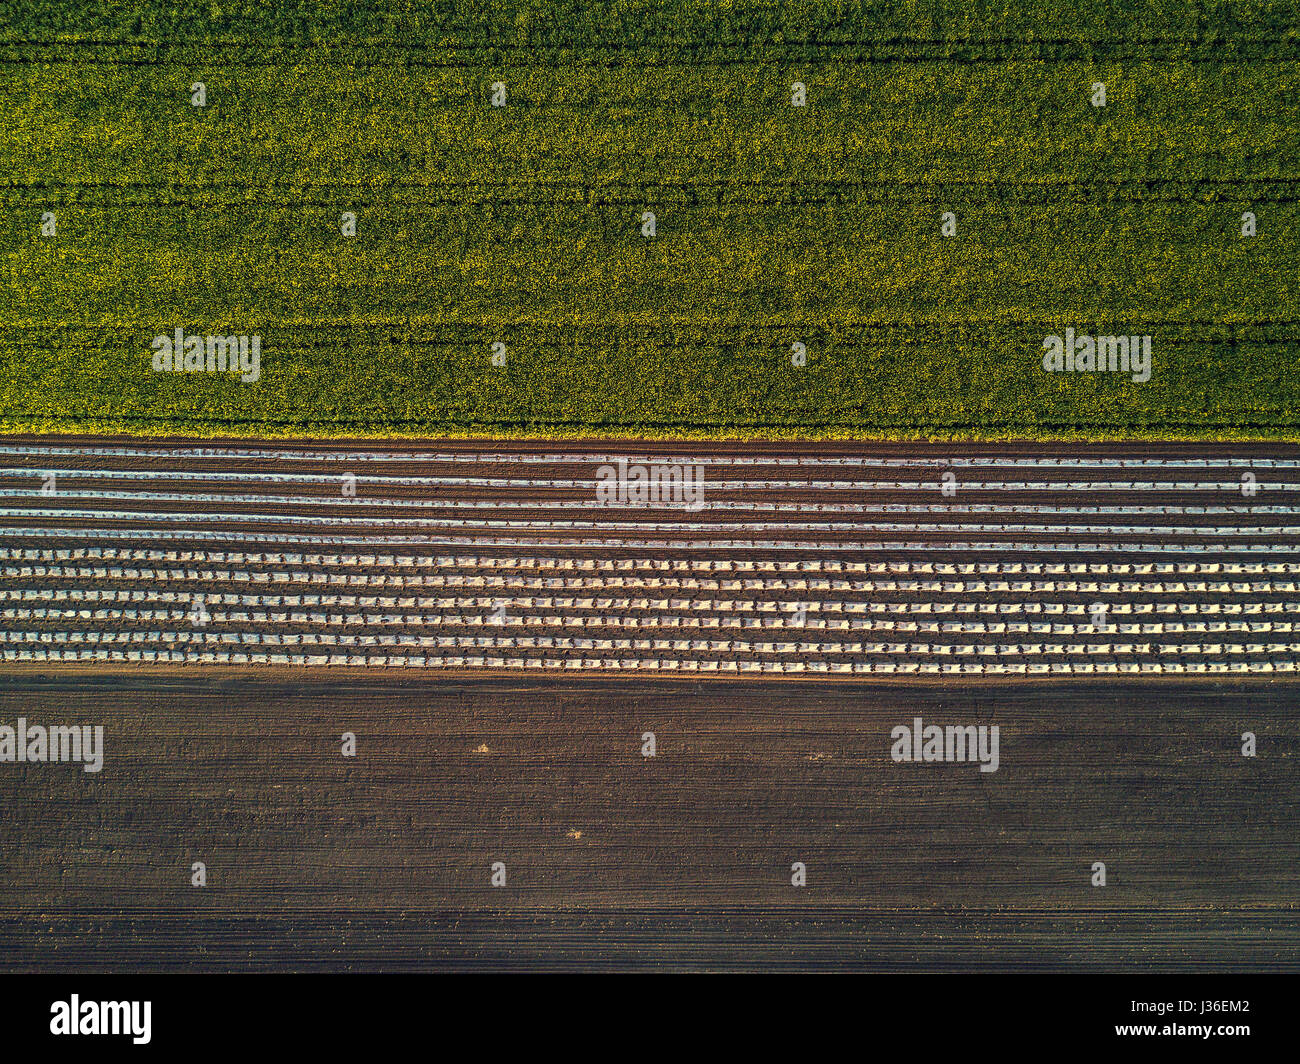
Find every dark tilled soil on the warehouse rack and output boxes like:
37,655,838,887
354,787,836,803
1,673,1296,971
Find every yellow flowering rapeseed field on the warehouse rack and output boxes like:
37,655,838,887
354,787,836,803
1,2,1297,439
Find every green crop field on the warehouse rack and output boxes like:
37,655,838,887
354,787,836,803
1,1,1297,440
